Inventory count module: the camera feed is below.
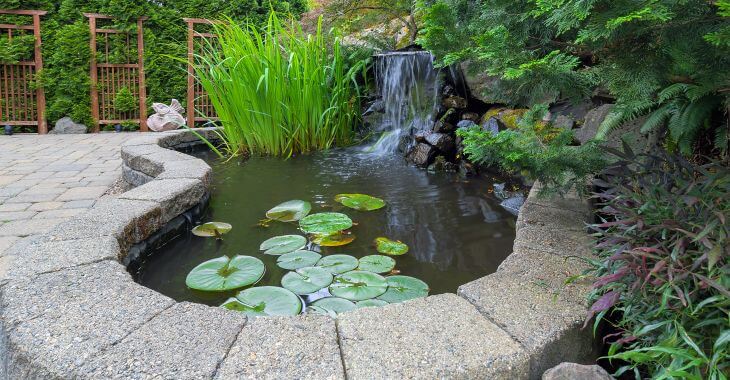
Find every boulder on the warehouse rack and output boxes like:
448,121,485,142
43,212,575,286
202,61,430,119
460,60,508,104
480,108,527,130
575,104,659,153
575,104,614,144
425,132,455,153
406,143,437,167
551,114,575,131
542,363,613,380
442,96,468,109
499,196,525,216
439,108,459,124
427,156,457,173
147,99,185,132
457,120,477,129
482,117,501,136
363,99,385,115
458,160,477,177
433,120,456,134
50,117,87,134
461,112,480,122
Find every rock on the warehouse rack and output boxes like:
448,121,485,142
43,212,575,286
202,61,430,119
442,96,468,109
500,195,526,216
482,117,501,135
428,156,457,173
575,104,659,153
147,99,185,132
493,183,523,200
50,117,87,134
461,112,480,122
414,131,429,143
457,120,477,129
406,143,437,167
433,120,455,134
363,99,385,115
439,108,459,124
460,60,508,104
575,104,614,144
542,363,614,380
441,84,456,96
481,108,527,130
397,135,414,155
549,100,594,122
425,132,455,153
552,115,575,130
458,161,477,177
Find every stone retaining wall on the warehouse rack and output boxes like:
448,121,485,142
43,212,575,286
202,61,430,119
0,130,599,379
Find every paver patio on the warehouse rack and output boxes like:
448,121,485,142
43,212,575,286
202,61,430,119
0,134,134,251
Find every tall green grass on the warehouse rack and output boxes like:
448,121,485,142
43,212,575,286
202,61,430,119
194,12,365,157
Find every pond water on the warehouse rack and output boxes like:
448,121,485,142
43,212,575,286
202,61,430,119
133,148,517,307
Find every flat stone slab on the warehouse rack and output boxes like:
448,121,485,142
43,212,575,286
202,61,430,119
517,201,590,232
513,225,594,258
0,218,67,237
216,314,344,379
118,178,205,223
81,302,246,379
0,261,175,379
458,272,597,378
337,293,529,379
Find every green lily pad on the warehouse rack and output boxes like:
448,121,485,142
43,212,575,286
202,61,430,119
329,270,388,301
276,250,321,270
299,212,352,235
266,200,312,222
377,275,429,303
310,297,357,316
334,194,386,211
260,235,307,255
311,232,356,247
357,255,396,274
191,222,232,238
356,299,389,308
186,255,264,291
316,254,359,274
374,237,409,256
222,286,303,317
281,267,333,295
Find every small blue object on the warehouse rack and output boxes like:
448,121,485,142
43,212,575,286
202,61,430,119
114,124,123,133
4,125,12,135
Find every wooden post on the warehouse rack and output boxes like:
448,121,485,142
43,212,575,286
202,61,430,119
88,15,100,132
32,13,46,134
137,17,147,132
186,20,194,129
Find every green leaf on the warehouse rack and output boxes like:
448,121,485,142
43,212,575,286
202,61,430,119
186,255,265,291
316,254,359,274
374,237,409,255
377,276,429,303
276,250,322,270
222,286,302,317
191,222,232,238
259,235,307,255
311,232,356,247
356,299,389,308
357,255,396,274
329,270,388,301
309,297,356,315
281,267,333,295
334,194,386,211
266,200,312,222
299,212,353,235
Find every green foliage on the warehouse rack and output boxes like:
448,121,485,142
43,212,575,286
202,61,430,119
418,0,730,154
0,34,34,63
194,13,364,157
323,0,419,49
457,113,606,195
113,86,136,113
588,148,729,379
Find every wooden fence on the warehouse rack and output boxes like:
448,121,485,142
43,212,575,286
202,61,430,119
0,10,47,133
184,18,218,129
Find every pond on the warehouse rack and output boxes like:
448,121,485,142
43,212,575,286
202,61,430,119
132,148,517,311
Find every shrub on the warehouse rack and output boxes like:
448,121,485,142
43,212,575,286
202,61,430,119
587,146,729,379
194,12,366,157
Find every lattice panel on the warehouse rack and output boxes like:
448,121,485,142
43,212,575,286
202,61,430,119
0,62,38,125
185,18,219,128
97,65,141,123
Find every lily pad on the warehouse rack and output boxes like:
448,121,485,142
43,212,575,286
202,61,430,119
276,250,321,270
356,299,389,308
311,232,356,247
309,297,356,316
281,267,333,295
222,286,302,317
334,194,386,211
191,222,232,238
186,255,264,291
377,275,429,303
266,200,312,222
259,235,307,255
316,254,359,274
299,212,352,235
374,237,409,256
357,255,396,274
329,270,388,301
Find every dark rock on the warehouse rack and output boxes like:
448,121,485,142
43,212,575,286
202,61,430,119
363,100,385,115
427,156,457,173
397,135,414,155
457,120,477,129
442,96,468,109
433,120,456,134
439,108,459,124
549,100,594,122
461,112,480,122
575,104,614,144
414,132,429,144
482,117,501,136
575,104,658,153
458,161,477,178
50,117,87,134
460,60,508,104
442,84,456,96
551,114,575,130
493,183,522,200
425,133,455,153
542,362,614,380
499,196,525,216
406,143,437,167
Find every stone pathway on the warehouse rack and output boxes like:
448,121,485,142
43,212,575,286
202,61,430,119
0,133,135,255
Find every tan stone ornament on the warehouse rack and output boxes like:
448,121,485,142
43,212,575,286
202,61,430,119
147,99,186,132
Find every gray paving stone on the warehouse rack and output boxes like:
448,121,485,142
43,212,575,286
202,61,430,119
81,302,246,379
0,236,19,256
63,199,96,209
0,187,25,197
0,175,23,186
0,218,66,237
56,186,110,201
0,211,36,222
157,159,213,186
458,272,598,378
0,261,175,379
5,192,60,203
337,293,529,379
216,314,343,380
28,201,64,211
119,179,206,222
32,208,85,220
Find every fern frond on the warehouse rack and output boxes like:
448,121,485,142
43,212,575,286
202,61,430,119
714,124,729,154
640,102,675,133
658,83,689,102
597,100,654,139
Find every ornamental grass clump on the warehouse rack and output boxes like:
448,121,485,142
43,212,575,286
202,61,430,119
587,145,729,379
194,12,365,157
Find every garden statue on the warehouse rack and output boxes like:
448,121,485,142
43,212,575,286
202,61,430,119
147,99,186,132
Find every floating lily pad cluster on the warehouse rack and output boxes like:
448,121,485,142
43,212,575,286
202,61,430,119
185,195,430,318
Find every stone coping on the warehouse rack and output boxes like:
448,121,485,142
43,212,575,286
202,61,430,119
0,129,599,379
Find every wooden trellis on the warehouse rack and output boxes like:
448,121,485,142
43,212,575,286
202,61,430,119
184,18,218,129
85,13,147,132
0,10,47,133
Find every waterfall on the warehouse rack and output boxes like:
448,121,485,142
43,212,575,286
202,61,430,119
365,51,441,155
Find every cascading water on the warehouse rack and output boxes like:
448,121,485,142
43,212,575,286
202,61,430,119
366,51,442,155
